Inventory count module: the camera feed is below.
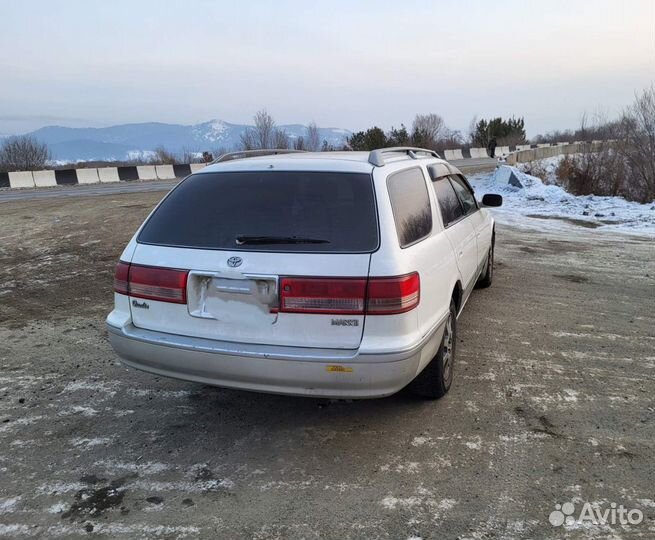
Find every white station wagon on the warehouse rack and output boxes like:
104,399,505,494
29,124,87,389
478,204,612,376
107,147,502,399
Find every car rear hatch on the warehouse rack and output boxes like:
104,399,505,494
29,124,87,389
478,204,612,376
124,169,379,349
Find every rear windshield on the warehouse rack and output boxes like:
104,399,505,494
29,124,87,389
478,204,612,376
137,171,379,252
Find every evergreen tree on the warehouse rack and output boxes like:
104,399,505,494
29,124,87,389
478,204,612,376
473,117,526,146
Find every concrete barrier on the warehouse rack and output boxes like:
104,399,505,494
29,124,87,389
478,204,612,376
505,141,609,165
495,146,510,157
190,163,207,173
444,149,463,160
55,169,78,185
155,165,176,179
98,167,120,183
77,168,100,184
470,148,488,159
173,164,192,177
8,171,35,188
136,165,157,180
117,166,139,181
33,170,57,188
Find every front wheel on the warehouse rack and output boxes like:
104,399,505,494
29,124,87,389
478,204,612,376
410,301,457,399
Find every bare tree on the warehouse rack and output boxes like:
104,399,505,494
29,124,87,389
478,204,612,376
179,147,204,164
306,121,321,151
150,146,178,165
272,128,289,149
210,147,228,161
244,109,275,150
0,136,51,172
239,129,257,150
555,86,655,202
294,136,306,150
240,109,285,150
617,84,655,201
467,115,478,145
412,113,446,148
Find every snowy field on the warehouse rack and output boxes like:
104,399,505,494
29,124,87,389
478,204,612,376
469,163,655,238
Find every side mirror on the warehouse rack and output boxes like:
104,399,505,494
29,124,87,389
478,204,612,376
482,194,503,207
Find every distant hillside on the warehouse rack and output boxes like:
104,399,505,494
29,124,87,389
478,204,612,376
23,120,352,162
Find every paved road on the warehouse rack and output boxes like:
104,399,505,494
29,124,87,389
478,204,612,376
0,191,653,538
0,158,497,202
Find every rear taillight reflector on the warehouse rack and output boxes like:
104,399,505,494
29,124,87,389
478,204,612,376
279,277,367,314
113,262,188,304
278,272,420,315
366,272,420,314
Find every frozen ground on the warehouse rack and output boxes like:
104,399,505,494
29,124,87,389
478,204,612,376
0,189,653,538
470,165,655,238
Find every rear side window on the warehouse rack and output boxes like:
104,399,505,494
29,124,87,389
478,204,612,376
433,178,464,227
138,171,379,252
387,168,432,247
449,175,478,215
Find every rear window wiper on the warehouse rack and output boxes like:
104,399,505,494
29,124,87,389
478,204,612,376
235,235,330,246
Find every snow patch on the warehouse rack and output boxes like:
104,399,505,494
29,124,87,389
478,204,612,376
58,406,97,417
195,119,228,143
63,381,118,396
92,459,170,475
411,436,429,446
0,497,20,513
464,436,483,450
126,149,157,162
47,502,68,514
70,436,114,448
469,166,655,237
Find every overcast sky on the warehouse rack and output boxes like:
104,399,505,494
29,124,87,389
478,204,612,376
1,0,653,137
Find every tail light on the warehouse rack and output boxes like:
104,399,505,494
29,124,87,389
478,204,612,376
113,261,130,296
366,273,420,314
279,273,419,315
113,262,188,304
279,277,367,314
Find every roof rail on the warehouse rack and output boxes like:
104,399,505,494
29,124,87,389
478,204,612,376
368,147,441,167
211,149,306,164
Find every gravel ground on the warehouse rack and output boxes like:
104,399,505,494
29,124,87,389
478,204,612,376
0,192,653,539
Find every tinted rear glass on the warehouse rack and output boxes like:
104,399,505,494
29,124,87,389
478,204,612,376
138,171,379,252
387,168,432,247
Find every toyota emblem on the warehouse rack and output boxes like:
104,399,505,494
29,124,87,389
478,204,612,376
227,256,243,268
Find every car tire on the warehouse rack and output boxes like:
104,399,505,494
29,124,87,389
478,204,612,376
476,238,494,288
410,301,457,400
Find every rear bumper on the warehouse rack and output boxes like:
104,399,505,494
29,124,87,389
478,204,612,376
107,323,427,398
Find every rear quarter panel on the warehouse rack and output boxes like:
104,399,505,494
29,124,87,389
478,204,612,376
362,163,460,355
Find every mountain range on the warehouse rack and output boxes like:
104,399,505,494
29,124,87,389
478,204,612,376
15,120,352,162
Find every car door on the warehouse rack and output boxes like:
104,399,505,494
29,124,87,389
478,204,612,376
432,177,478,294
449,174,490,272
